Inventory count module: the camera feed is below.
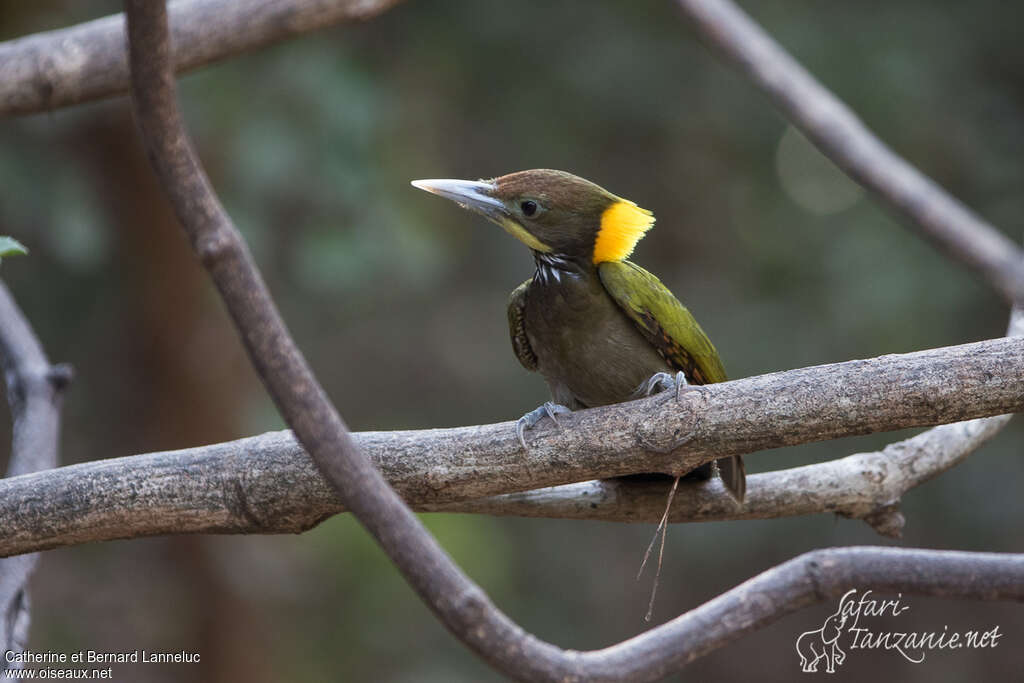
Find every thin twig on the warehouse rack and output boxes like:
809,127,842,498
0,0,404,118
0,282,71,668
675,0,1024,305
638,476,681,622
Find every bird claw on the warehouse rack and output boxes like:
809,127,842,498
516,401,573,450
635,371,690,402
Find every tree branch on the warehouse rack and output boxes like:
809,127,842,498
597,546,1024,680
0,416,1007,557
427,414,1010,536
0,321,1021,558
675,0,1024,305
441,307,1023,533
0,0,403,118
0,282,71,668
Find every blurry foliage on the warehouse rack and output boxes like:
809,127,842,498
1,1,1022,681
0,236,27,263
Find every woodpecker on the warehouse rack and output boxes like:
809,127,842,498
412,169,744,503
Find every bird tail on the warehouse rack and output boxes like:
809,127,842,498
716,455,746,503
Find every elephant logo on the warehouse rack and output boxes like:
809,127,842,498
796,606,849,673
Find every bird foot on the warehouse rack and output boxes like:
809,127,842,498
516,401,572,450
635,371,691,402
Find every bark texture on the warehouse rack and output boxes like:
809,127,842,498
0,328,1020,557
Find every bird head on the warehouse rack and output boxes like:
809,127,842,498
412,169,655,265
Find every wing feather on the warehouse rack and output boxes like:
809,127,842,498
507,278,538,372
598,261,726,385
599,261,745,502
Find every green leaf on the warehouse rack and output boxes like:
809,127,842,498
0,236,27,266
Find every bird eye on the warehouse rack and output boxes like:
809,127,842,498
520,200,539,217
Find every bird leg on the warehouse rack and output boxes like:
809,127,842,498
515,401,573,450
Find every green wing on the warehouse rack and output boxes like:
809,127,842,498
599,261,744,502
507,278,538,372
598,261,726,385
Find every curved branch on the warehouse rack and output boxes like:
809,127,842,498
0,326,1020,557
126,3,597,681
0,282,71,668
584,546,1024,680
676,0,1024,305
0,0,403,118
122,2,1024,681
631,546,1024,679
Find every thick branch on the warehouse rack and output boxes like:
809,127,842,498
676,0,1024,305
441,307,1023,532
427,414,1011,534
0,330,1021,557
0,282,70,667
0,415,1008,558
0,0,402,118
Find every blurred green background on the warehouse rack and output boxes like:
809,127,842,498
2,1,1022,680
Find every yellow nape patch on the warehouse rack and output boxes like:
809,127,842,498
593,199,655,263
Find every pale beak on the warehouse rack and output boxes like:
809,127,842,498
411,178,508,222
